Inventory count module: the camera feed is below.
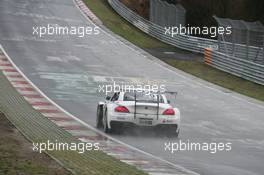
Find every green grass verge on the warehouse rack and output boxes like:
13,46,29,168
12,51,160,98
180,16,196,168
0,113,72,175
83,0,264,101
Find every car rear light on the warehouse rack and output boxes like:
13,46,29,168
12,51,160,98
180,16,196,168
115,106,129,113
162,108,175,115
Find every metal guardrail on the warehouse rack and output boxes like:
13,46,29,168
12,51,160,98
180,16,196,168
205,48,264,85
108,0,264,85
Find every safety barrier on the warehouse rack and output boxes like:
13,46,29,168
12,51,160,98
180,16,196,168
107,0,264,85
204,48,264,85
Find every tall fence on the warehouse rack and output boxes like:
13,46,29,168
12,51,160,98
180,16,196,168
107,0,264,85
150,0,185,27
214,16,264,64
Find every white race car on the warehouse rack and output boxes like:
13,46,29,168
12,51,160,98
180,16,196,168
96,91,180,136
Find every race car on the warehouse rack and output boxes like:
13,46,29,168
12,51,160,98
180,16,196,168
96,90,180,136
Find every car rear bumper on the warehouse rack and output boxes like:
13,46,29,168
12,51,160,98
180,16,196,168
110,120,178,130
108,114,180,128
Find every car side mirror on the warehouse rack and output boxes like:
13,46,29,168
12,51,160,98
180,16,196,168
167,100,171,104
106,96,111,101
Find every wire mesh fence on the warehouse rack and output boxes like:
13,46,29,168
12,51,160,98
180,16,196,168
150,0,185,27
214,16,264,64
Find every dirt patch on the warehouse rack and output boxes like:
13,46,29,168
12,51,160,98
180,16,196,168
0,112,72,175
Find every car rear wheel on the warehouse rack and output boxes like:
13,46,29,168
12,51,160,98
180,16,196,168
167,126,179,138
175,129,180,137
96,105,103,128
103,110,111,133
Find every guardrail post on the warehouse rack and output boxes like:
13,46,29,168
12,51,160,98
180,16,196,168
204,48,212,65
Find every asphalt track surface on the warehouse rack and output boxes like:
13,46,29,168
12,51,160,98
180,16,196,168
1,0,264,175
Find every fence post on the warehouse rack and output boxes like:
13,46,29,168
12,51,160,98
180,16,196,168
263,34,264,64
241,21,250,60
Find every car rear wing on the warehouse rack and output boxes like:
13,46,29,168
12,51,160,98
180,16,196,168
133,91,178,120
